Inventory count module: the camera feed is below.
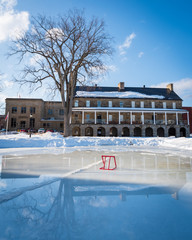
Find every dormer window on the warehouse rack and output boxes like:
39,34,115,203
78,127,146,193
108,101,112,108
97,101,101,107
86,100,90,107
74,100,78,107
163,102,166,109
152,102,155,108
172,102,176,109
140,101,144,108
131,101,135,108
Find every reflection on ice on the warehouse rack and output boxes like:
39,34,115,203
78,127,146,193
0,150,192,240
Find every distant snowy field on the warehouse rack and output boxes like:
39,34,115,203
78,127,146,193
0,132,192,155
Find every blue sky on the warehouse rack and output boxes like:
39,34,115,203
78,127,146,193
0,0,192,112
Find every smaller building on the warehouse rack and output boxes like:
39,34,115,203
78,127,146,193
0,115,5,130
182,107,192,134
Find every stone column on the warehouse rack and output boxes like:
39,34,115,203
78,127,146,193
142,126,145,137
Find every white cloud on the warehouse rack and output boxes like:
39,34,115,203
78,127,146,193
151,78,192,101
138,51,144,58
0,74,13,88
118,33,136,55
0,0,30,42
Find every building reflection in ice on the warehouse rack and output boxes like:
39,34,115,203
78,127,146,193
0,151,192,240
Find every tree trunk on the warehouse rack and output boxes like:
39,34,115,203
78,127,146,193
63,111,70,137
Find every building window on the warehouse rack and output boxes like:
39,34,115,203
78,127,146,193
48,109,53,115
131,101,135,108
140,101,144,108
12,107,17,113
109,115,112,121
59,109,64,115
97,101,101,107
108,101,112,108
21,107,26,114
152,102,155,108
11,118,16,128
86,100,90,107
120,115,123,121
173,102,176,109
30,107,36,114
86,114,90,120
163,102,166,109
120,102,123,108
20,121,26,128
74,100,79,107
60,123,63,128
30,118,35,128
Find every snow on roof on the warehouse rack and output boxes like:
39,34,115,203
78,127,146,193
76,91,165,99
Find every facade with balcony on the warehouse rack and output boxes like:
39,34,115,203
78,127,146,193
70,82,190,137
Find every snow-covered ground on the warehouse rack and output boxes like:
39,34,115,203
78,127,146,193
0,132,192,156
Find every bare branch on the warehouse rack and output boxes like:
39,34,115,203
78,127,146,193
9,9,113,136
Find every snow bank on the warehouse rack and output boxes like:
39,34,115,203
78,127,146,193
0,132,192,152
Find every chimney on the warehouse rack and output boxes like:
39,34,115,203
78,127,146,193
118,82,125,91
166,83,173,91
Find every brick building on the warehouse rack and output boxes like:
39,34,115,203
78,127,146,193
182,107,192,134
0,115,5,130
5,82,190,137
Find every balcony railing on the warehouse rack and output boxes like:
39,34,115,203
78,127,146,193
167,120,176,125
155,120,165,125
178,120,188,125
72,117,188,126
85,119,95,124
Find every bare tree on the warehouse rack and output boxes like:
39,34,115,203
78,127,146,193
9,10,112,136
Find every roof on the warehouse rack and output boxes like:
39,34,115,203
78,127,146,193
75,86,182,100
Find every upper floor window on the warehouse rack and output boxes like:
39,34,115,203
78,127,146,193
140,101,144,108
163,102,166,109
131,101,135,108
109,115,112,121
86,100,90,107
48,109,53,115
59,109,64,115
12,107,17,113
108,101,112,108
97,101,101,107
120,102,123,108
21,107,26,114
74,100,78,107
152,102,155,108
30,107,36,114
172,102,176,109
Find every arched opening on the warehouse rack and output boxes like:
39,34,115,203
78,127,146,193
157,127,164,137
180,127,186,137
85,127,93,136
134,127,141,137
168,127,176,137
122,127,130,137
110,127,118,137
145,127,153,137
97,127,105,137
72,127,81,136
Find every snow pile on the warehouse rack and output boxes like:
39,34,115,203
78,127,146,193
76,91,165,99
0,132,192,152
